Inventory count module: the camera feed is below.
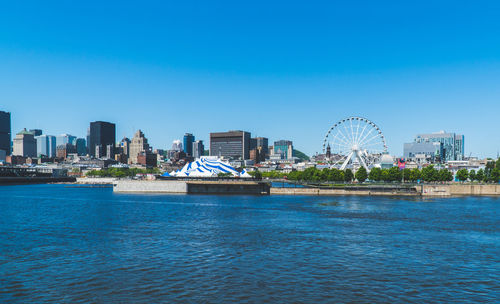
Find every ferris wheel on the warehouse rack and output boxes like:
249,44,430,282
322,117,388,170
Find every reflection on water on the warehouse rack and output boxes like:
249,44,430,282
0,185,499,303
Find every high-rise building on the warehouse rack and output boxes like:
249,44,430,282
0,111,11,155
75,138,87,156
171,140,183,152
13,128,36,157
408,131,465,162
273,140,293,160
254,137,269,158
89,121,116,158
129,130,150,164
29,129,43,136
120,137,131,156
183,133,195,156
36,135,57,157
403,142,443,162
56,134,77,148
56,143,77,159
192,140,204,158
210,130,251,160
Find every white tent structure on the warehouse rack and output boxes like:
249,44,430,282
169,157,252,178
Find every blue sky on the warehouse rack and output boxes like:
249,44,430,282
1,1,500,157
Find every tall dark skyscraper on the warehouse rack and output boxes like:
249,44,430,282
183,133,195,156
210,130,251,160
0,111,11,155
89,121,116,158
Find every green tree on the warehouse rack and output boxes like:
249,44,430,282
402,168,412,182
490,168,500,183
421,166,438,182
456,169,469,182
476,169,485,183
496,158,500,170
409,168,421,182
344,169,354,183
438,169,453,182
368,167,382,181
469,170,476,182
355,167,368,183
331,169,344,182
387,167,402,182
381,169,390,182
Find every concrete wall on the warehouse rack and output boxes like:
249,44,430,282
76,177,118,184
422,184,500,196
113,180,270,195
187,181,269,195
114,180,188,193
270,188,417,196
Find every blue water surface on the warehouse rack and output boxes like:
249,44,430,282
0,184,499,303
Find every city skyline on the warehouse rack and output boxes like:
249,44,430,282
2,2,500,157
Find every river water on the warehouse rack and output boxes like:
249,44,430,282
1,184,499,303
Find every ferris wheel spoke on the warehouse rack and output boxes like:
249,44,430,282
330,131,352,148
355,121,369,145
335,128,353,147
354,119,362,145
357,127,376,147
341,122,354,144
349,119,355,145
360,141,384,149
360,133,383,147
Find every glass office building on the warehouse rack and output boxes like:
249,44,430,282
0,111,11,155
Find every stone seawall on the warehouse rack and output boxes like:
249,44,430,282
421,184,500,196
271,184,500,196
76,177,118,185
113,180,188,193
270,188,418,196
113,180,270,195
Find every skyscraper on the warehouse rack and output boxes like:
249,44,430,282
210,130,251,160
129,130,150,164
120,137,131,156
13,128,36,157
183,133,195,156
0,111,11,155
36,135,57,157
29,129,43,136
89,121,116,158
75,138,87,156
273,140,293,160
56,134,77,147
192,140,204,158
410,131,465,162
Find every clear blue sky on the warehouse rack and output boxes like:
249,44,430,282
1,1,499,158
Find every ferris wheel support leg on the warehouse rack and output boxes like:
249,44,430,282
340,151,354,170
356,150,369,171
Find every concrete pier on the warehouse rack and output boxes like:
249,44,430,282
272,184,500,197
113,180,270,195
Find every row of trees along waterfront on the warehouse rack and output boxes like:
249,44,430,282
85,167,161,178
455,159,500,182
255,162,500,183
283,166,454,183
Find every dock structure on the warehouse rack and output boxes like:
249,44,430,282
0,166,75,185
113,179,500,196
113,180,271,195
